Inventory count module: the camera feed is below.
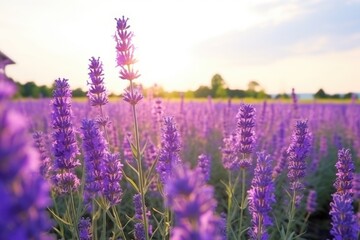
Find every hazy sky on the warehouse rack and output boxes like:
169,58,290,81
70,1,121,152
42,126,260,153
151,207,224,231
1,0,360,94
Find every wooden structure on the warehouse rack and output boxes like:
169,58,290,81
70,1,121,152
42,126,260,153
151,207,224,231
0,51,15,81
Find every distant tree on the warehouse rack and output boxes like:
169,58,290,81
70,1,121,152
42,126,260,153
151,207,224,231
211,74,227,98
314,88,328,99
247,80,260,92
343,92,353,99
275,93,290,99
194,86,211,98
39,85,52,98
23,81,40,98
72,88,87,98
227,88,246,98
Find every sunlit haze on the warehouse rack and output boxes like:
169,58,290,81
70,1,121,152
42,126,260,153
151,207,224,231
1,0,360,95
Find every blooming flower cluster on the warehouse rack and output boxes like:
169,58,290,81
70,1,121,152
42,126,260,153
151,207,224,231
157,116,182,183
330,149,358,239
197,154,211,182
81,119,108,204
0,80,53,239
87,57,108,107
33,131,52,180
51,78,80,194
165,165,224,239
115,16,140,81
287,120,311,193
248,152,274,240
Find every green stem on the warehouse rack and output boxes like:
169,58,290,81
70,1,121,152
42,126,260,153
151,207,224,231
129,79,149,240
70,192,79,240
227,171,233,236
285,189,296,240
111,206,127,240
51,191,65,238
92,200,98,240
101,208,106,240
239,168,246,240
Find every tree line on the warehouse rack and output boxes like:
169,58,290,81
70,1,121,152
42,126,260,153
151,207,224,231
9,75,357,100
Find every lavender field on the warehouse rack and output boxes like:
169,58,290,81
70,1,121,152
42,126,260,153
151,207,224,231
1,17,360,240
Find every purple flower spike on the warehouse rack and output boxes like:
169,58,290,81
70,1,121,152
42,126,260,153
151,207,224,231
104,153,123,206
51,78,80,194
133,194,146,240
115,17,140,81
0,105,53,239
236,103,256,156
33,131,52,180
306,190,317,214
165,164,223,239
334,148,355,197
123,87,143,105
248,152,274,240
81,119,108,203
352,173,360,200
78,217,92,240
330,148,358,239
157,116,181,183
287,120,311,193
197,154,211,182
221,133,239,171
87,57,108,107
330,194,358,239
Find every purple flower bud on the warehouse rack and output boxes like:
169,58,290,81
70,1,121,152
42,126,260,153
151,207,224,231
287,120,311,193
272,147,288,179
78,217,92,240
157,116,181,183
165,164,223,239
114,17,140,81
0,105,53,239
221,133,239,171
352,173,360,200
81,119,108,203
133,194,146,240
248,152,274,240
330,148,358,239
306,190,317,214
51,78,80,194
123,87,143,105
197,154,211,182
87,57,108,107
334,148,354,197
104,153,123,206
330,193,358,239
33,131,53,180
236,104,256,156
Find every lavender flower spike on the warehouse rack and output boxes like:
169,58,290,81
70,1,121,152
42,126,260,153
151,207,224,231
248,152,275,240
197,154,211,182
236,103,256,168
0,90,53,239
51,78,80,194
165,164,223,239
330,148,358,239
330,194,358,239
87,57,108,107
157,116,181,183
80,119,108,204
115,16,140,81
287,120,311,193
133,194,146,240
104,153,123,206
334,148,355,197
306,190,317,214
78,217,92,240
